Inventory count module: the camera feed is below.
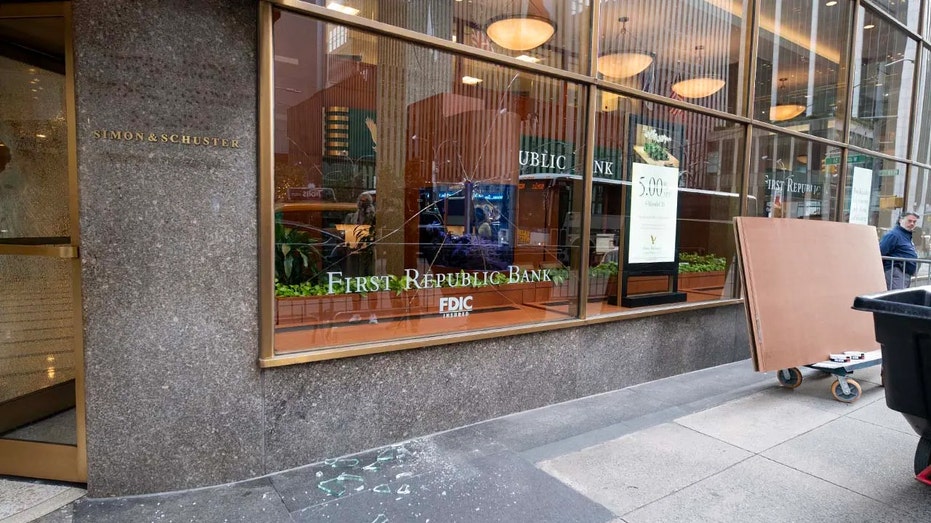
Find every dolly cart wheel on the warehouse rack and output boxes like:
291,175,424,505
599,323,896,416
830,377,862,403
915,438,931,475
777,367,803,388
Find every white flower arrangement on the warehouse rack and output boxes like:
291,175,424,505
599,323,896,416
643,128,672,145
642,127,672,161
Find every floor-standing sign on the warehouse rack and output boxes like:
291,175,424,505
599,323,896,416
622,162,687,306
629,163,679,263
848,167,872,225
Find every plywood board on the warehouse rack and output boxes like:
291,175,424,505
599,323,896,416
734,217,886,372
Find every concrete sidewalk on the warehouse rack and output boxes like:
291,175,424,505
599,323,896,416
5,359,929,522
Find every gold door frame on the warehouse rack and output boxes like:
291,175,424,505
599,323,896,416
0,1,86,483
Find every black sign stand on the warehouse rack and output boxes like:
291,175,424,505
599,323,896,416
618,186,687,307
616,115,688,307
618,263,687,307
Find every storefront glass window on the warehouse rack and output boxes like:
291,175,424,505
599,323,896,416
272,9,587,354
749,130,839,220
849,7,917,158
597,1,748,115
588,91,744,312
297,0,590,74
926,5,931,41
845,154,906,228
909,167,931,257
913,49,931,164
755,0,851,139
871,0,922,32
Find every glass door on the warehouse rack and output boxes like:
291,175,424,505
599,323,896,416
0,2,85,483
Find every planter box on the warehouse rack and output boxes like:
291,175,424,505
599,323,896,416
678,270,726,290
276,293,410,326
626,275,669,294
275,281,558,327
622,271,725,298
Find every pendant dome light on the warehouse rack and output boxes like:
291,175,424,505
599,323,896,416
485,0,556,52
672,46,725,99
597,16,653,79
770,77,805,122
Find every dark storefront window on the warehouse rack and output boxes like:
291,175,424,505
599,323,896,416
755,0,852,140
749,131,840,221
597,1,749,115
272,9,587,353
297,0,591,74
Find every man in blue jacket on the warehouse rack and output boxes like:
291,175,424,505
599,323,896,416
880,211,920,289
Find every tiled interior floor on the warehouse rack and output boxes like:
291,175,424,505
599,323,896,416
3,409,76,445
1,272,78,446
0,274,75,406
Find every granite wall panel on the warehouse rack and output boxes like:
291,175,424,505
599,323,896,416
263,305,749,473
73,0,262,496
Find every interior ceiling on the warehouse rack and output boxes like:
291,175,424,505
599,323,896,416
311,0,749,90
313,0,745,66
275,0,914,119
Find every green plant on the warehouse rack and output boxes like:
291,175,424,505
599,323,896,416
548,267,570,285
644,141,669,161
274,223,322,285
590,261,618,277
385,274,415,295
678,253,726,273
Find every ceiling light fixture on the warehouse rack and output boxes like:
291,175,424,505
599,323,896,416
485,0,556,51
672,45,725,99
770,77,806,122
516,54,541,63
461,76,483,85
864,23,876,29
597,17,653,79
825,1,837,6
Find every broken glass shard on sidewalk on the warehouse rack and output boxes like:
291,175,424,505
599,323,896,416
364,444,412,471
317,472,365,497
324,457,360,468
317,443,416,497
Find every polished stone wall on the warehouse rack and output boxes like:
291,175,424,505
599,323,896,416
262,305,749,473
73,0,262,496
72,1,750,497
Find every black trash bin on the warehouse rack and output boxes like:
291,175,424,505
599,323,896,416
853,286,931,475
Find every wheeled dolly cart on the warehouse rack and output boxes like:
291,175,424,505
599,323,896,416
776,350,882,403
